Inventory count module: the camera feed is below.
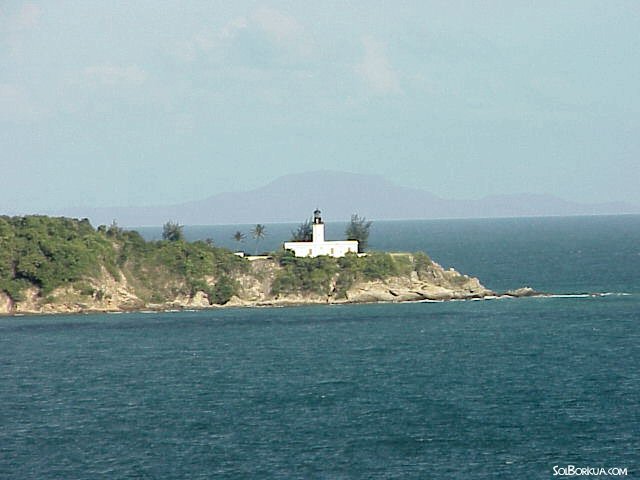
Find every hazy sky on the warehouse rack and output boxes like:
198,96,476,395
2,1,639,212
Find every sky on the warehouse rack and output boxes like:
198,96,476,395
1,1,639,212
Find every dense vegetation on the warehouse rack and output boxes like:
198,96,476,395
0,216,115,300
0,215,438,310
0,216,247,305
271,250,414,297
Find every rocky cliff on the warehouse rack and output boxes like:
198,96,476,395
226,256,495,307
0,255,505,315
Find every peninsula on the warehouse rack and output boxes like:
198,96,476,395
0,215,533,316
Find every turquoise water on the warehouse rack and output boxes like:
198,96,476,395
2,216,639,478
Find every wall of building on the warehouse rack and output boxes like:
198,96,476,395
283,240,358,258
312,223,324,243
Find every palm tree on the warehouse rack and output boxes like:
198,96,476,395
232,230,246,251
251,224,266,255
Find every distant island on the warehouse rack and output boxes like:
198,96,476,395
53,171,640,227
0,215,537,316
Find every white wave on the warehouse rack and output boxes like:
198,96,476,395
545,292,634,299
547,294,593,298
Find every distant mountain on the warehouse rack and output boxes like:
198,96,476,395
56,171,640,226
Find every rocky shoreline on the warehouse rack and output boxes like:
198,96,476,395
0,257,546,317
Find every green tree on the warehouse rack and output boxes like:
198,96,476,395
212,275,237,304
232,230,246,248
251,224,266,254
290,218,312,241
162,221,184,242
345,214,372,253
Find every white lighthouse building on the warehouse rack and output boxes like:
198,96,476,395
284,209,359,258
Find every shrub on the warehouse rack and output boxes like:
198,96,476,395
361,252,398,280
413,251,433,271
212,275,237,305
0,278,31,302
272,256,339,295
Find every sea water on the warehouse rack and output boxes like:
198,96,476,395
1,216,638,479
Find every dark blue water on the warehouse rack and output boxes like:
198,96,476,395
2,216,639,479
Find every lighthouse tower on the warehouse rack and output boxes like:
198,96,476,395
283,209,359,258
312,208,325,243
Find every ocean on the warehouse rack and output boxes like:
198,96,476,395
1,215,638,479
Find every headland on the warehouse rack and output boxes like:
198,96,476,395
0,215,538,316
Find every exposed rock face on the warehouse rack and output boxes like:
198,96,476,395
2,269,146,315
0,255,531,316
342,275,490,304
504,287,541,297
0,292,12,315
231,258,496,307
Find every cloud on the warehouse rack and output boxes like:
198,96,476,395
250,8,309,55
219,17,248,41
83,64,147,86
171,8,310,63
169,18,245,62
355,36,401,95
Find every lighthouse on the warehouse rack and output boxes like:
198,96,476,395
283,209,359,258
312,208,325,243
